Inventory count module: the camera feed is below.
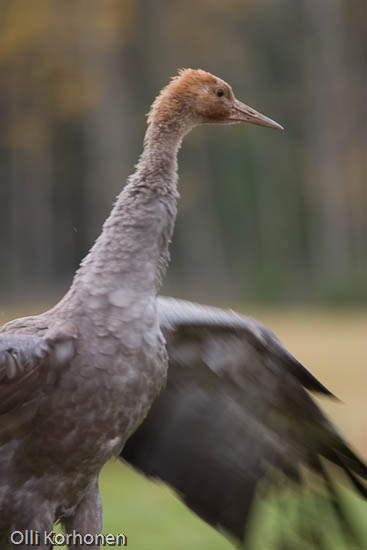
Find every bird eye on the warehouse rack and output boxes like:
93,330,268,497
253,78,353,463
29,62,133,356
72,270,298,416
216,89,224,97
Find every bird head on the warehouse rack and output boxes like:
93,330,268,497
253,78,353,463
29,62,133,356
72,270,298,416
148,68,283,132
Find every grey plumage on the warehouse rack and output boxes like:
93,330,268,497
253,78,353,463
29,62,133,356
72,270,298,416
0,111,174,547
0,330,76,441
122,296,367,547
0,81,177,546
0,69,282,547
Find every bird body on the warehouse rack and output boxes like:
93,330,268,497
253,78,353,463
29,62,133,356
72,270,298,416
0,303,166,534
0,69,281,546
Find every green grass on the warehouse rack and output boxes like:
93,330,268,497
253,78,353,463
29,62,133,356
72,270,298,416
54,460,367,549
54,460,234,550
99,460,235,549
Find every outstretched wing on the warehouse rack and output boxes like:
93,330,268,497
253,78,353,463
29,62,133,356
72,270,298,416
0,323,76,441
121,297,367,547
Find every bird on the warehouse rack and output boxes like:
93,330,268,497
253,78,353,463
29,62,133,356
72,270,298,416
0,69,282,548
121,296,367,549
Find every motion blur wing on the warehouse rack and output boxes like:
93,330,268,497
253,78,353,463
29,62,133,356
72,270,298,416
121,297,367,547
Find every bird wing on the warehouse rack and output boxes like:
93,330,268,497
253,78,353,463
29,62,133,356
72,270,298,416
121,296,367,547
0,319,77,441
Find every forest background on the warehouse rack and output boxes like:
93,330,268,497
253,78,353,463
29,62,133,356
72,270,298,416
0,0,366,306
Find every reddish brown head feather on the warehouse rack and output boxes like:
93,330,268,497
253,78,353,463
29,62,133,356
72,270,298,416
148,69,234,127
147,68,283,133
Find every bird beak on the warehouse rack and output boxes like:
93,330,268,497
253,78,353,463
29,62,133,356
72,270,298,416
229,98,284,130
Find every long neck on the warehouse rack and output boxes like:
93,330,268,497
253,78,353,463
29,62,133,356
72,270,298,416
69,120,186,304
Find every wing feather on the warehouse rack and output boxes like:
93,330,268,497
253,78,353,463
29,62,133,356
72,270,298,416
0,323,77,440
122,297,367,546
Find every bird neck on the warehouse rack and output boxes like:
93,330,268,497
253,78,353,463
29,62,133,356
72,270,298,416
69,120,186,306
139,114,191,182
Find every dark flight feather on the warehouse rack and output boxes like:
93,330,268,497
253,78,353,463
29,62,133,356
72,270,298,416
121,297,367,546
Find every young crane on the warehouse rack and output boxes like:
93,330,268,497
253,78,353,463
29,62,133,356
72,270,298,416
0,70,282,548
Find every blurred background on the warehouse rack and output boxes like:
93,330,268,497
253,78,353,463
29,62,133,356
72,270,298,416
0,1,366,548
0,0,366,304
